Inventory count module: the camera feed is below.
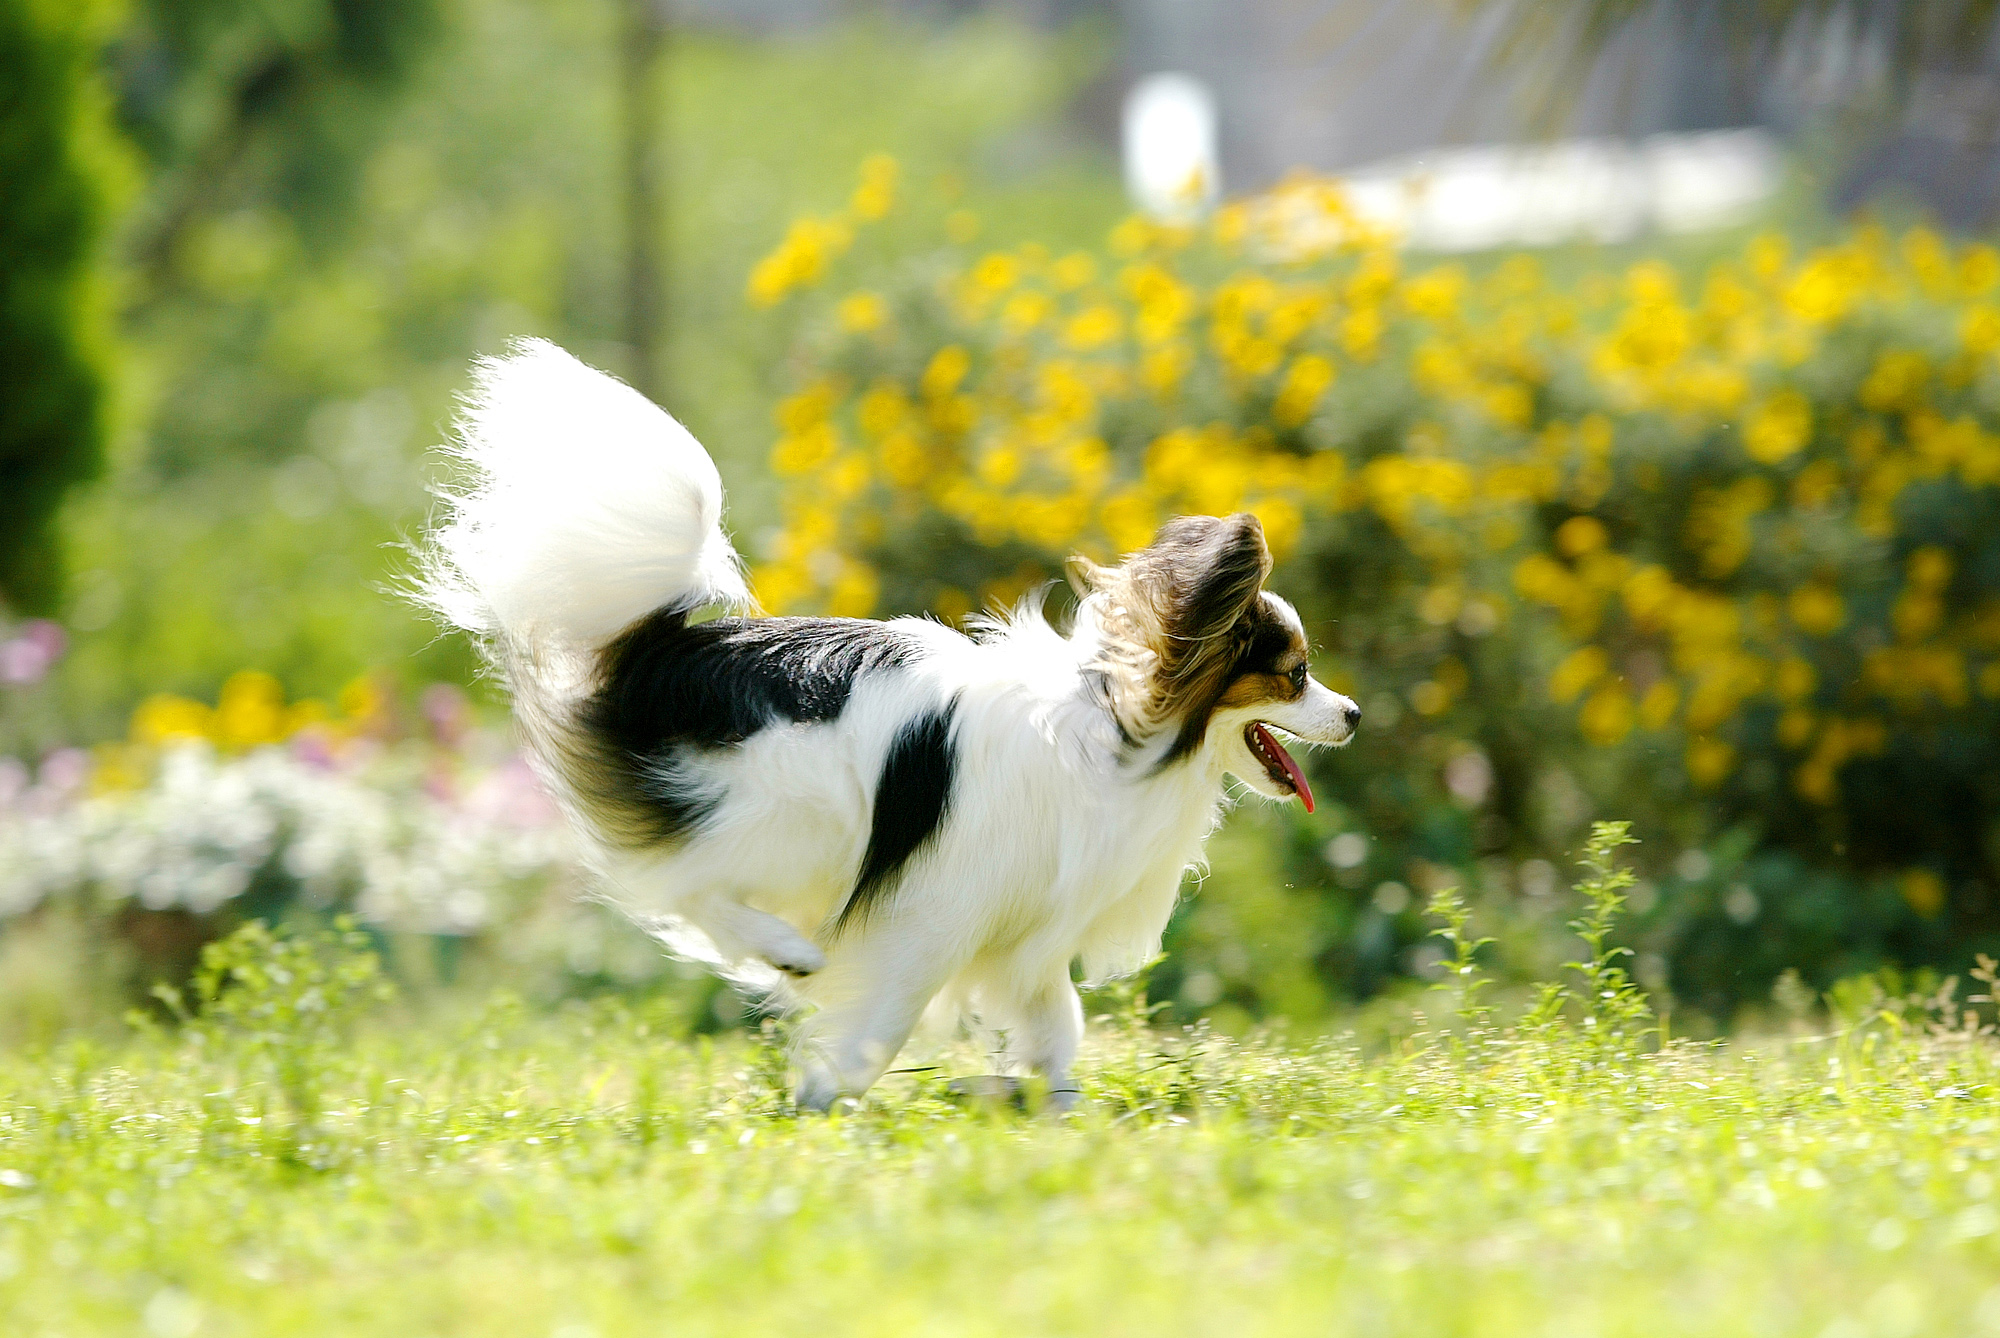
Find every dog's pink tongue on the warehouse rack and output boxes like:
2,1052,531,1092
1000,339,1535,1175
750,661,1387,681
1253,723,1315,814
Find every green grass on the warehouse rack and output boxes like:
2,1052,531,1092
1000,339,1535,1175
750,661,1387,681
6,834,2000,1337
6,975,1997,1336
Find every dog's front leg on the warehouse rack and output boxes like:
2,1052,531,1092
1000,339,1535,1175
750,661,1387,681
791,924,958,1113
999,969,1086,1114
693,893,826,978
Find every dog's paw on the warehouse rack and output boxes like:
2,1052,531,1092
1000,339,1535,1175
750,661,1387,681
767,943,826,978
1042,1087,1086,1117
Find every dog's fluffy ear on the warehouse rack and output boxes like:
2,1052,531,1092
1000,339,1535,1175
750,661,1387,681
1065,553,1107,598
1087,513,1272,739
1135,513,1272,657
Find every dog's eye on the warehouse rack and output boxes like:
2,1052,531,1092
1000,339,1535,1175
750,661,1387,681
1288,665,1307,693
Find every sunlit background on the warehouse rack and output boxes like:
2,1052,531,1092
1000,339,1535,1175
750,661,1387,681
7,0,2000,1042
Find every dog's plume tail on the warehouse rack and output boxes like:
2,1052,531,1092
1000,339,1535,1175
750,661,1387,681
415,338,748,651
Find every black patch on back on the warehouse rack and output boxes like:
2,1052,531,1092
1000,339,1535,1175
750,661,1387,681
580,611,925,842
835,698,960,933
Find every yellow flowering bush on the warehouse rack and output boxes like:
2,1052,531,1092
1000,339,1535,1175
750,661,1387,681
746,160,2000,1012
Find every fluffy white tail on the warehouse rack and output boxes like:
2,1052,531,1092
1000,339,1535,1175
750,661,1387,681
418,339,748,648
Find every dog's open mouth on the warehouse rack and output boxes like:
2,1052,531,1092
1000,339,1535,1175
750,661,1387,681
1246,722,1314,813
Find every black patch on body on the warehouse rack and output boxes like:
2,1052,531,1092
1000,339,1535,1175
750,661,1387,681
835,699,960,933
580,611,925,842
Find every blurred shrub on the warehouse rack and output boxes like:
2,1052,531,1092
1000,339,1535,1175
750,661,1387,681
0,672,617,1022
0,0,130,613
47,4,1122,735
745,169,2000,1017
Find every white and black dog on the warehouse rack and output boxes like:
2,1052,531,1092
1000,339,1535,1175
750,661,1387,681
418,339,1359,1110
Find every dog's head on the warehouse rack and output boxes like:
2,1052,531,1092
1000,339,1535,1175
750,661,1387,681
1073,513,1359,809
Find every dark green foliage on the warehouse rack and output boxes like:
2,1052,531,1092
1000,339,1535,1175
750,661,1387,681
115,0,442,272
0,0,127,614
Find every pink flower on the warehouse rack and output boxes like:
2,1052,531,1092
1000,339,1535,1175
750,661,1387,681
39,748,89,793
421,683,471,748
0,621,66,686
465,756,559,827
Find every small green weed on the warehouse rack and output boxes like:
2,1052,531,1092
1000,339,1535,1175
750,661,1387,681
148,918,393,1151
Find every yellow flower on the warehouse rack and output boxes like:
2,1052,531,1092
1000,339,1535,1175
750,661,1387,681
1340,306,1382,361
1554,516,1607,558
848,153,899,220
1899,868,1946,918
978,445,1021,486
1108,216,1156,257
1746,232,1789,279
878,430,929,487
1961,245,2000,295
971,253,1021,294
1248,496,1302,557
1776,708,1816,749
746,215,853,306
1743,390,1811,463
827,562,879,618
1000,291,1053,335
1858,350,1928,412
1782,251,1863,324
826,453,872,499
1960,306,2000,356
131,694,213,747
1051,252,1097,291
771,424,840,476
1907,546,1953,589
1638,681,1680,731
1550,646,1609,704
91,743,150,794
1892,590,1943,643
1400,266,1467,320
338,675,383,724
1140,344,1191,398
776,380,838,433
1686,737,1736,788
213,671,288,751
1579,683,1635,746
921,346,971,399
1272,354,1335,428
750,562,813,615
1788,582,1846,636
1622,566,1678,628
1775,657,1816,702
838,292,888,332
856,383,908,438
1100,490,1156,555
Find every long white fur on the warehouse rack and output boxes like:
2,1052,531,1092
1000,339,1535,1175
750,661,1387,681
419,338,748,646
419,340,1358,1112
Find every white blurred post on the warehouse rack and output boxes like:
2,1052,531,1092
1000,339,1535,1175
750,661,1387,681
1122,73,1220,221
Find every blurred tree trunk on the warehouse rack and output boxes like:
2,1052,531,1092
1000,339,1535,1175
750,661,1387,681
622,0,668,404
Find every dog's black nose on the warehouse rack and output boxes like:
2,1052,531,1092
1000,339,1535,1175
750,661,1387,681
1343,704,1362,729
